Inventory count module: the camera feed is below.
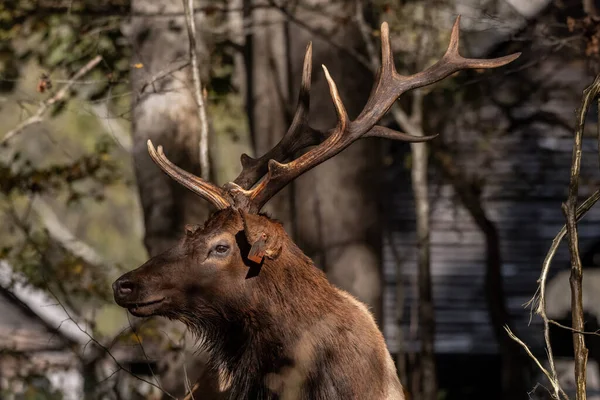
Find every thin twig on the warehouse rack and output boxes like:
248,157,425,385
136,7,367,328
182,0,210,180
550,320,600,336
269,0,371,69
1,55,102,145
136,60,191,102
355,0,378,72
1,253,172,396
181,333,196,400
505,326,568,400
57,299,177,399
5,200,82,315
127,313,164,393
89,102,132,152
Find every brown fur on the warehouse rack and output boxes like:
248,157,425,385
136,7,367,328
113,209,404,399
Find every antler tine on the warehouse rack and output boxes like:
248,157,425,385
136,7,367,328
147,140,231,209
443,16,520,69
387,16,520,97
321,65,432,145
322,65,349,129
233,43,323,190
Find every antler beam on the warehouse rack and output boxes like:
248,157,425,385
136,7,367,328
148,16,520,214
227,16,520,212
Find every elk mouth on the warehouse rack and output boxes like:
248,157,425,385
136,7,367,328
125,297,166,317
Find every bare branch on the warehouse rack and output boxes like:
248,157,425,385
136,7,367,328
136,59,191,101
354,0,378,72
183,0,211,180
31,196,117,274
55,294,177,399
563,74,600,400
127,313,165,392
550,319,600,336
530,188,600,399
505,326,568,400
524,76,600,400
1,55,103,145
269,0,371,69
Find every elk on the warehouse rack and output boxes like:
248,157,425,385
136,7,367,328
113,17,519,400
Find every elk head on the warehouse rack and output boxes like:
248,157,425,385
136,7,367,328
112,209,287,318
113,17,519,321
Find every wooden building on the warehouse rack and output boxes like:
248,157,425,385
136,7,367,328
0,284,82,399
381,9,600,396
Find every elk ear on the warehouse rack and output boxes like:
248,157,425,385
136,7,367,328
185,224,200,236
247,232,268,264
238,211,282,263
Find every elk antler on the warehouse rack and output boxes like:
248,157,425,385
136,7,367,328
147,141,231,209
225,16,520,212
148,16,520,213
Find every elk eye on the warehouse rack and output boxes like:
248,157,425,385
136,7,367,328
214,244,229,254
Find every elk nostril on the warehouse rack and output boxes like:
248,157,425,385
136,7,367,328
116,279,135,296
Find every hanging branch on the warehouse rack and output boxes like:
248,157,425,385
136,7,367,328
1,55,102,145
182,0,211,180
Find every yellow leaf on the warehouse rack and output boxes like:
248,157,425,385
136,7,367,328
132,63,144,69
73,264,83,274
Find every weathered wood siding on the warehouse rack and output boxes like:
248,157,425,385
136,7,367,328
0,288,69,352
382,72,600,354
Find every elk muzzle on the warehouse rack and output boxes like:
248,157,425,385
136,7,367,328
112,273,166,317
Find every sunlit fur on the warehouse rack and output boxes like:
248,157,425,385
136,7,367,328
113,208,404,399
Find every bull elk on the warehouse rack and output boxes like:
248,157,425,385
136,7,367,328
113,17,519,399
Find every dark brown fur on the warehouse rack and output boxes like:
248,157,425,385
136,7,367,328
113,209,403,399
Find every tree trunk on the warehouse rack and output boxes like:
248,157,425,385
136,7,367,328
128,1,224,398
247,2,294,228
409,92,437,400
130,0,214,255
287,0,384,324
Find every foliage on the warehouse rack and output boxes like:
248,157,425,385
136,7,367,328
0,0,129,100
0,138,120,197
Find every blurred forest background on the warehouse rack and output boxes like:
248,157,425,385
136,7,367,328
1,0,600,399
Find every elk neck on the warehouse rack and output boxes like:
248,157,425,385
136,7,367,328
184,235,355,396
